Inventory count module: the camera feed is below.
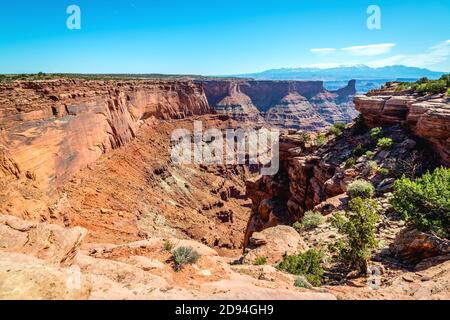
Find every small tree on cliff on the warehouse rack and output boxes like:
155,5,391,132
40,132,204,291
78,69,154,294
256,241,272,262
331,197,379,274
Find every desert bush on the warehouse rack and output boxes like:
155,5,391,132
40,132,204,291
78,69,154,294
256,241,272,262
163,239,174,251
366,160,378,172
390,167,450,238
315,133,327,147
353,144,367,157
294,276,313,289
365,151,375,158
301,211,325,230
297,131,311,144
277,249,325,286
172,246,200,271
441,74,450,87
254,256,268,266
347,180,375,199
292,221,302,232
377,137,393,150
328,123,346,136
345,157,356,168
376,167,390,176
370,127,383,140
416,80,447,95
331,198,379,273
352,115,368,135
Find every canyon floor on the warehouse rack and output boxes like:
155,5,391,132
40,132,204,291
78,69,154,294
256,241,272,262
0,79,449,300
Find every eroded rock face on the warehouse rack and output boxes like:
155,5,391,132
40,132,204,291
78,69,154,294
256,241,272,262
0,79,211,192
202,80,357,129
244,120,440,244
0,215,87,265
354,87,450,165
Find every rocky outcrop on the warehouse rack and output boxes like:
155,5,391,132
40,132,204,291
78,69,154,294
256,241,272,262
244,226,309,264
202,80,357,128
390,229,450,265
0,214,87,265
354,85,450,165
0,215,336,300
0,79,211,192
244,121,440,243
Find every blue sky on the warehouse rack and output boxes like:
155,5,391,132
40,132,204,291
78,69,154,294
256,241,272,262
0,0,449,74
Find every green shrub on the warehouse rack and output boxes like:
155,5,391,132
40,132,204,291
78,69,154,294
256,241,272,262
353,144,366,158
294,276,313,289
365,151,375,158
292,221,302,232
301,211,325,230
376,167,390,176
366,160,378,172
254,256,268,266
172,246,200,271
377,137,393,150
370,127,383,140
447,88,450,96
277,249,325,286
297,132,311,144
416,80,447,95
347,180,375,199
352,115,368,135
441,74,450,87
328,123,346,136
315,133,327,147
390,167,450,238
163,240,174,251
331,198,379,273
345,157,356,168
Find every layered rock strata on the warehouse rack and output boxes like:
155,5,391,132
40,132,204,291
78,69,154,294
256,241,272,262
202,80,357,129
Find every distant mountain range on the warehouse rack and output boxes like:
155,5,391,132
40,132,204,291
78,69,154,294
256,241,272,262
235,65,446,82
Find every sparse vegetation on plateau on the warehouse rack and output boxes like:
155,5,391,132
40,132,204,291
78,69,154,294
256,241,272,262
395,75,450,95
296,131,311,144
315,133,327,147
347,180,375,199
172,246,200,271
345,157,356,168
331,198,379,273
300,211,325,230
254,256,268,265
277,249,325,286
377,137,393,150
327,123,346,136
353,144,367,158
163,239,174,251
370,127,383,140
365,151,375,158
352,115,368,135
391,167,450,239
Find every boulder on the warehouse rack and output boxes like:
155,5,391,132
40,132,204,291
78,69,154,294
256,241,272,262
244,226,308,264
0,215,87,265
390,229,450,265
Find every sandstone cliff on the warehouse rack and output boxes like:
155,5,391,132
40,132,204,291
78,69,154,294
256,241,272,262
0,79,211,192
202,80,357,129
354,84,450,165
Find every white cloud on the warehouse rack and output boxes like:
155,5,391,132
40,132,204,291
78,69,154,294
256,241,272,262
310,48,336,54
311,43,396,57
368,40,450,68
341,43,396,56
